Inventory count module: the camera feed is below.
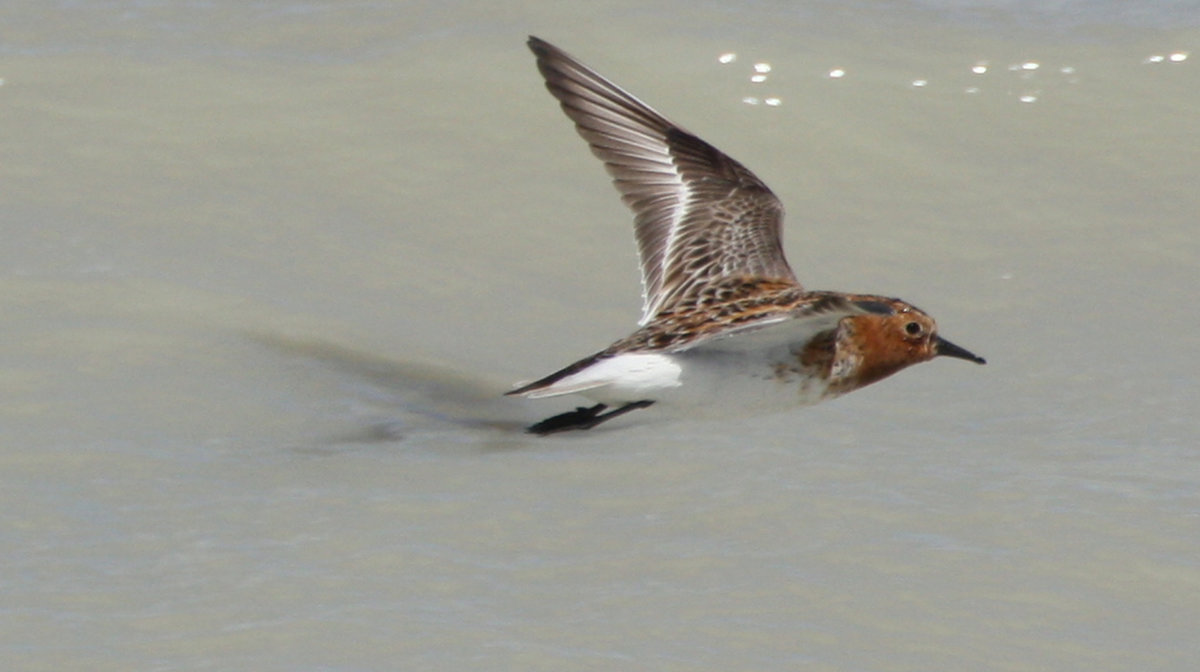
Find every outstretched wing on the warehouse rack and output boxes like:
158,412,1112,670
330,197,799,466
528,37,800,325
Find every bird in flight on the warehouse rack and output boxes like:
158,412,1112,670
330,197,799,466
508,37,985,434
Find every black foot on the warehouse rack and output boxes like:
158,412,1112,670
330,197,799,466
526,400,655,435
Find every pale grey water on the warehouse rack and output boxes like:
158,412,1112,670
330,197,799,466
2,2,1198,670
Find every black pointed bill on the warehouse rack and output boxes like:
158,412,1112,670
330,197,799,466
935,336,986,364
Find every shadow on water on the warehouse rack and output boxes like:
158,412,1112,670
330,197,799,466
247,331,538,449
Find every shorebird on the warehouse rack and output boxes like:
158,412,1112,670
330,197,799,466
508,37,984,434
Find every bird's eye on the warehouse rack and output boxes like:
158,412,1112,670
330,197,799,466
904,321,923,336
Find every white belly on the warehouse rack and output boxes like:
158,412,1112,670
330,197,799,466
575,348,832,417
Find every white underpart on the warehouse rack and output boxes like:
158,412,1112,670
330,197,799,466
520,308,856,415
520,352,683,402
524,346,832,417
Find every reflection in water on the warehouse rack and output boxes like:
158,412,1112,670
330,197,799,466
1145,51,1189,63
714,45,1191,106
249,332,530,444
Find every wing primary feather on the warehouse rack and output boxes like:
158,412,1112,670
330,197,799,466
528,37,801,324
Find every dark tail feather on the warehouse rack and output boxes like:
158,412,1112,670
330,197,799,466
505,351,608,396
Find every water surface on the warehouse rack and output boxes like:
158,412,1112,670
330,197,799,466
2,2,1198,670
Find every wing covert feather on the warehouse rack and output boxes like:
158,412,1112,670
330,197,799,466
528,37,800,324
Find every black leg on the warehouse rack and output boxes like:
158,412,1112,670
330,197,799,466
526,403,608,435
526,400,655,435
